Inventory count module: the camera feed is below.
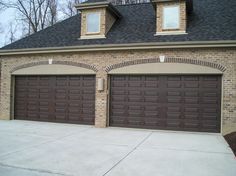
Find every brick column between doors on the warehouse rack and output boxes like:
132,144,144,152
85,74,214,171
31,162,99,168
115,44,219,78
95,71,108,128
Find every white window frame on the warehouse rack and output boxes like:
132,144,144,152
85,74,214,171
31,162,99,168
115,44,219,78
162,5,180,30
86,12,101,34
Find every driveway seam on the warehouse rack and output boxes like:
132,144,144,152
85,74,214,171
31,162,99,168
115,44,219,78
0,127,92,159
137,146,233,155
102,131,153,176
0,162,73,176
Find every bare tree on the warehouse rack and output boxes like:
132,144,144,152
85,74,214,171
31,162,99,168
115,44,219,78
4,22,17,45
48,0,57,26
8,22,17,43
60,0,81,18
110,0,150,5
0,23,3,33
0,0,6,11
7,0,58,35
0,0,6,45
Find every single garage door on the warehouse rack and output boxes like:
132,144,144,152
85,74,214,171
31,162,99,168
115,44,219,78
109,75,221,132
14,75,95,125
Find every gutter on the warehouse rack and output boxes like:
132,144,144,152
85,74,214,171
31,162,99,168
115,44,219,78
0,41,236,56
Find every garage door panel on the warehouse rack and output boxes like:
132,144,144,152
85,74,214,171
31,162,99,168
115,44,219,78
144,111,159,116
68,95,80,100
40,93,50,99
55,114,66,120
38,112,50,118
82,89,94,94
167,82,181,88
39,107,49,112
128,96,143,102
184,121,199,128
202,98,218,104
167,107,181,112
112,96,126,102
184,114,199,120
144,91,159,96
183,76,199,81
167,113,181,119
145,82,159,87
184,98,199,104
27,113,38,119
110,75,221,132
202,114,218,120
202,122,219,130
82,95,94,101
166,120,181,128
144,97,159,103
15,75,95,125
184,107,199,112
111,111,125,116
167,98,182,103
128,82,142,87
184,82,199,88
167,76,181,81
168,91,181,96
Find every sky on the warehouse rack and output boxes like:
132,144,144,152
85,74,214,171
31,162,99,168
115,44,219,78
0,0,72,48
0,8,17,47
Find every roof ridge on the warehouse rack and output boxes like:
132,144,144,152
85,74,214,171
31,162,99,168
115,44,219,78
113,2,151,7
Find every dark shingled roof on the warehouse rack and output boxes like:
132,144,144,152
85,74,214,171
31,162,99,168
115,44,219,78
2,0,236,50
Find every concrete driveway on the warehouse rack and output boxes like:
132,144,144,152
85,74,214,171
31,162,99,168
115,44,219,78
0,120,235,176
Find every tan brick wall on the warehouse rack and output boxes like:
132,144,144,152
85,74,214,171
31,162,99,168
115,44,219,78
0,48,236,135
105,9,116,35
156,0,186,33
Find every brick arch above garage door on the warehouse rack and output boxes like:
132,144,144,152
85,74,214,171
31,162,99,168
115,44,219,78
11,61,98,74
105,58,226,73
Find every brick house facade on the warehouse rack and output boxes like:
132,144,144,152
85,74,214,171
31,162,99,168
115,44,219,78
0,0,236,135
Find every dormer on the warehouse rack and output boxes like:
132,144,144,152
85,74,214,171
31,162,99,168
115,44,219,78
152,0,193,35
75,1,121,39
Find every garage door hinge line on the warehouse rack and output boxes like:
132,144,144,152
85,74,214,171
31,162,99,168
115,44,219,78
102,132,153,176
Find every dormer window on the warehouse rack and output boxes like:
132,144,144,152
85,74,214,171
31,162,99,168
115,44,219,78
163,6,180,30
86,12,101,33
152,0,191,36
76,1,121,40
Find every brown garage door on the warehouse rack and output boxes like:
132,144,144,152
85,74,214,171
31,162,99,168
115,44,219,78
14,75,95,125
109,75,221,132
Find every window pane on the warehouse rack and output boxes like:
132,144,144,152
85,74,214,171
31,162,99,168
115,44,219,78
87,13,100,33
163,6,180,29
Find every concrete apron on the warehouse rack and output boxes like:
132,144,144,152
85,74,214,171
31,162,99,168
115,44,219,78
0,120,235,176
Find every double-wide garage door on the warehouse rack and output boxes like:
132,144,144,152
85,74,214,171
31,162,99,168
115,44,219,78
14,75,95,125
109,75,221,133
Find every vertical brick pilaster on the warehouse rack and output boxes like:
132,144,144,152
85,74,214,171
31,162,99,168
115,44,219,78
0,60,12,120
95,71,108,128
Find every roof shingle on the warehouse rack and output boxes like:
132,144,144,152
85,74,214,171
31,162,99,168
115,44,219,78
2,0,236,50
